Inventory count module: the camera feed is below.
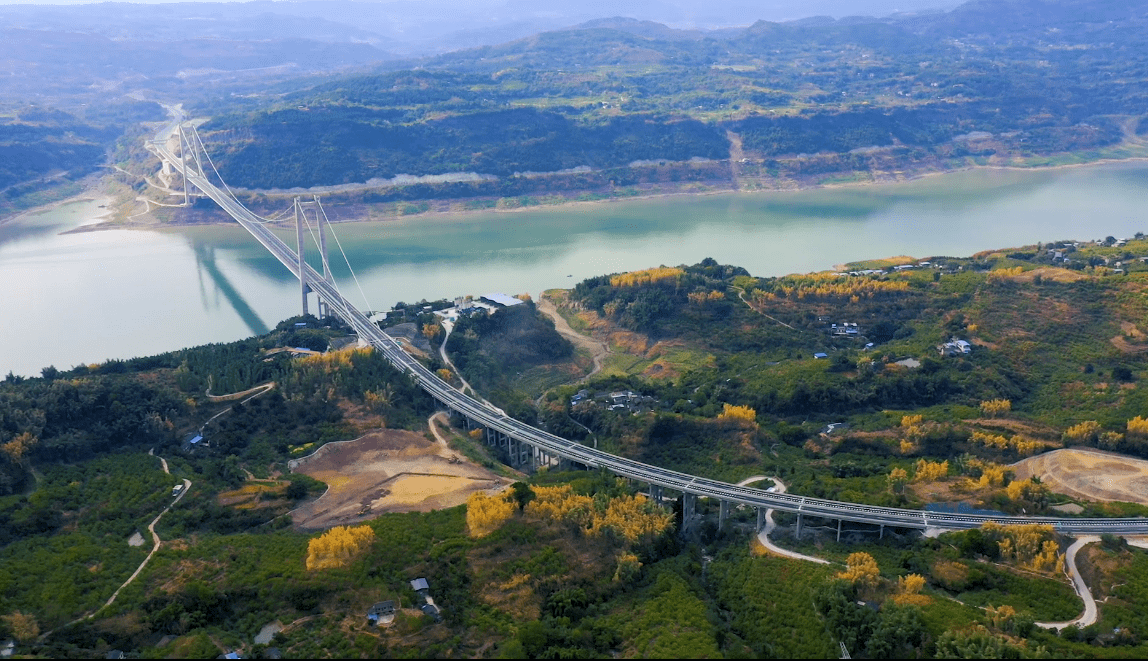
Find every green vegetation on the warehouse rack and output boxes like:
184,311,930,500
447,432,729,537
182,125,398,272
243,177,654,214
12,230,1148,657
0,101,165,217
445,300,573,420
191,0,1148,204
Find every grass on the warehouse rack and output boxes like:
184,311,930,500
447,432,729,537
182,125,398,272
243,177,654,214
437,420,521,479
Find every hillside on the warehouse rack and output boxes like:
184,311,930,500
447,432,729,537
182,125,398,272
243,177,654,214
7,236,1148,657
189,0,1148,201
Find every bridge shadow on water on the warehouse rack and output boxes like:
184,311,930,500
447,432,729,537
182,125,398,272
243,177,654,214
191,239,270,336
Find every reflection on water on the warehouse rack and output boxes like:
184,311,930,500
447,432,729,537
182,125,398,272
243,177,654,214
3,162,1148,376
190,240,270,337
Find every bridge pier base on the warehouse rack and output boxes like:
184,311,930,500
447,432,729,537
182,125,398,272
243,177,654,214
648,484,662,506
683,494,696,526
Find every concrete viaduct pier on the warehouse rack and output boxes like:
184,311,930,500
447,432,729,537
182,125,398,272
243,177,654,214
151,119,1148,541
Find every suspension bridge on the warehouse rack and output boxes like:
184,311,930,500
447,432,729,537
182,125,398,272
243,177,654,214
147,119,1148,538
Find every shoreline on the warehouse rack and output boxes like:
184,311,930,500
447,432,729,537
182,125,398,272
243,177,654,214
18,155,1148,234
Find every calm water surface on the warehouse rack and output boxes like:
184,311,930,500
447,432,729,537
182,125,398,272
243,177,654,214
3,162,1147,376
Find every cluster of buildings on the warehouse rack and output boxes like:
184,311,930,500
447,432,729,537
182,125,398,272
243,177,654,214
365,577,442,629
938,337,973,357
571,389,658,414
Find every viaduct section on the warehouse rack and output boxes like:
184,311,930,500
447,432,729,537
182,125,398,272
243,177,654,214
150,125,1148,539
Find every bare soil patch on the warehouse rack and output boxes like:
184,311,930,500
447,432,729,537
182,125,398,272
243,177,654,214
964,417,1059,438
1012,448,1148,505
1008,267,1089,284
291,428,509,530
1110,334,1148,354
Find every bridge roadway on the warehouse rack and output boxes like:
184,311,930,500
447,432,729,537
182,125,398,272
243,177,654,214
151,135,1148,537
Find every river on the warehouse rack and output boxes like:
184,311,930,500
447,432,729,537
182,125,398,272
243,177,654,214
3,161,1147,377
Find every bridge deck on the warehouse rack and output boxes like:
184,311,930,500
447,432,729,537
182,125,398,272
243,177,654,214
150,131,1148,536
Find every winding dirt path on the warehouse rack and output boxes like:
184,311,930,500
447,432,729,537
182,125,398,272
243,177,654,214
734,287,800,331
438,320,505,414
40,451,191,638
537,295,609,381
736,475,830,565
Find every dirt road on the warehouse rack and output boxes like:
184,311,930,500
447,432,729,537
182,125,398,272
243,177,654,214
537,295,609,380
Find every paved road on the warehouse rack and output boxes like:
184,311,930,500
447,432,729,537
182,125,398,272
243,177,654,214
150,121,1148,537
1037,535,1100,630
737,475,830,565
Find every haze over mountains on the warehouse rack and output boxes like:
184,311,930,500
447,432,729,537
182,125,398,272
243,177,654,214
4,0,1148,217
2,1,962,58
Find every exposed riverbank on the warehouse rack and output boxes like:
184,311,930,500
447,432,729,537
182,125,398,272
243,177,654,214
7,159,1148,379
50,152,1148,235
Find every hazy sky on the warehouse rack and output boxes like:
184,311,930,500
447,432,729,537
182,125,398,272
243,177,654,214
0,0,959,13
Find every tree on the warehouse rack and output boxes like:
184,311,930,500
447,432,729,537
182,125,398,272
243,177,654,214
979,399,1011,417
838,552,880,588
509,481,535,511
1064,420,1101,444
306,525,375,570
0,611,39,643
466,491,515,538
717,403,757,425
887,467,908,494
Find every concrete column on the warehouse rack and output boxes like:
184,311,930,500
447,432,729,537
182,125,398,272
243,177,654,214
719,500,730,529
295,198,309,317
879,524,884,540
837,519,842,542
315,196,331,283
683,494,696,524
796,513,804,540
756,507,766,532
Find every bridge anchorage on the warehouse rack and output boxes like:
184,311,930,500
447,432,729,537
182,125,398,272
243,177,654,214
151,117,1148,540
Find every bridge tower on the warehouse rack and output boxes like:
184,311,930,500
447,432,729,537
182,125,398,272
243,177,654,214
294,197,310,316
292,196,337,319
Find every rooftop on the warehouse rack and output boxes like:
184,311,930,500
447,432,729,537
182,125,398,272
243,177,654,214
480,292,524,307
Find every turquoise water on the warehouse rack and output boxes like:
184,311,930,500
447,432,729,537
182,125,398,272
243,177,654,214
3,161,1147,376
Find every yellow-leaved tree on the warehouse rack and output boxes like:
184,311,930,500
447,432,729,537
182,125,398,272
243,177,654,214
0,432,37,465
717,403,757,426
913,459,949,482
1064,420,1101,444
980,399,1012,417
466,491,515,538
1,611,39,643
887,467,909,494
613,552,642,583
306,525,375,570
1127,416,1148,437
609,267,683,287
838,552,880,588
590,493,674,543
982,523,1063,573
893,574,931,606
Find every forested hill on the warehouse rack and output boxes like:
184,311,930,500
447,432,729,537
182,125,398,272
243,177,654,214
0,101,165,216
196,0,1148,193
